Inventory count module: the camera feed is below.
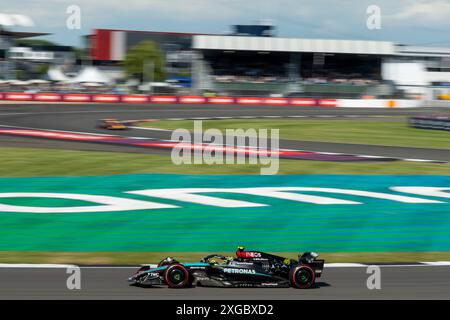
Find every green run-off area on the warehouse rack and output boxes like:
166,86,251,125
0,174,449,253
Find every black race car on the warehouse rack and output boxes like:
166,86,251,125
128,247,324,289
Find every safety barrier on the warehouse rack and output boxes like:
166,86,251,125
3,92,34,101
410,116,450,131
0,93,426,108
0,93,327,106
33,93,62,101
62,93,91,102
91,94,121,103
336,99,424,108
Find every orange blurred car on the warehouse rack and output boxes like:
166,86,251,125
97,118,128,130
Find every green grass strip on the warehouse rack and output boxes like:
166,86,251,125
141,119,450,150
1,147,450,177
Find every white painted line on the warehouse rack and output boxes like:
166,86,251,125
0,112,35,116
1,110,162,116
127,136,157,140
324,263,366,268
0,264,76,268
0,124,117,137
375,264,450,268
277,145,446,164
80,264,159,269
421,261,450,266
128,126,171,132
326,263,450,268
358,155,386,159
80,266,137,269
403,158,435,162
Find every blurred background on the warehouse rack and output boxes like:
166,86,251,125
1,10,449,103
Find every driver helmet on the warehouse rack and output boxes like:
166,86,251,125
159,257,174,266
236,246,245,260
209,258,217,265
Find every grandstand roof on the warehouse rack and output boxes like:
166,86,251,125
89,28,218,37
395,45,450,57
0,29,49,39
193,35,395,55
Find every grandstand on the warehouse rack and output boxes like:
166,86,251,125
87,24,450,99
199,47,385,97
192,35,394,97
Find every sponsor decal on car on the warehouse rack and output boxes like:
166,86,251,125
234,283,256,287
244,252,262,258
223,268,256,274
148,272,159,277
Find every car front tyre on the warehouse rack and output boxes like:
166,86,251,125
164,264,190,288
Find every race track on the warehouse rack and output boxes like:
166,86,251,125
1,103,450,300
0,265,449,299
1,103,450,161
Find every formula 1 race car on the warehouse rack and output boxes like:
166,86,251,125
128,247,324,289
96,118,128,130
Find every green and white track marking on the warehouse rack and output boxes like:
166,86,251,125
0,174,449,253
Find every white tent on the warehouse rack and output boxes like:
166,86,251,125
81,82,104,87
47,67,69,82
0,13,34,27
9,80,31,86
69,67,111,84
30,79,50,84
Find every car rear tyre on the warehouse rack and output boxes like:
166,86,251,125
164,264,190,288
290,265,315,289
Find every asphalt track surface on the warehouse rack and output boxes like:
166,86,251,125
0,103,450,161
0,265,449,299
